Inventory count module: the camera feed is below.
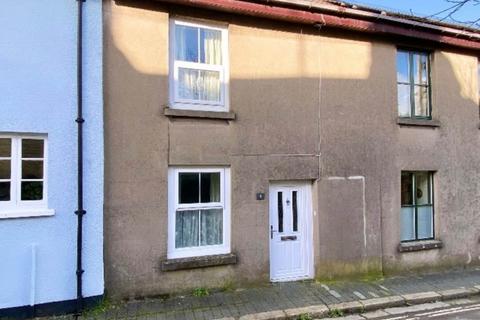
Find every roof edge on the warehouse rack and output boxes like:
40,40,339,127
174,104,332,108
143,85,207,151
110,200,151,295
154,0,480,51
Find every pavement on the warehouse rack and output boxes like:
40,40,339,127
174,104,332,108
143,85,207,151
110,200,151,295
34,268,480,320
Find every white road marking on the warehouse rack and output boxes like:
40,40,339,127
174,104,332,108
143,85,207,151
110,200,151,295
353,291,366,299
427,305,480,317
378,284,390,291
416,306,464,317
320,284,342,298
368,291,380,298
330,290,342,298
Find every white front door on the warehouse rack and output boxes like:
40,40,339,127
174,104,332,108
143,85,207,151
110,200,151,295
269,182,313,282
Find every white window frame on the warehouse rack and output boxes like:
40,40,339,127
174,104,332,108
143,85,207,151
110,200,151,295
0,134,53,219
169,19,230,112
168,167,231,259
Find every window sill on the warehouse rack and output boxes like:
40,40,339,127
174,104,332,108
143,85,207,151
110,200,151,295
397,118,440,127
0,208,55,219
164,107,236,120
160,253,237,271
398,239,443,253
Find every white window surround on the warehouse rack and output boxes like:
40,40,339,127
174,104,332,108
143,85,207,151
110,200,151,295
0,134,54,219
168,167,231,259
169,19,230,112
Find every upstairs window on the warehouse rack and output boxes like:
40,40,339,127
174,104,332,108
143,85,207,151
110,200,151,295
170,20,229,112
400,172,434,242
0,135,51,218
397,50,431,119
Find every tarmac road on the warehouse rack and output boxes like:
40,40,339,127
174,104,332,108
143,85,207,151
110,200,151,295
366,299,480,320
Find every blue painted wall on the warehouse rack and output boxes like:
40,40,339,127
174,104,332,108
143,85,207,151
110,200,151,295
0,0,103,309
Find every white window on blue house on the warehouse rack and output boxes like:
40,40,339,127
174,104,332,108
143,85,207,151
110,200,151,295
168,167,231,259
0,135,53,218
169,19,229,112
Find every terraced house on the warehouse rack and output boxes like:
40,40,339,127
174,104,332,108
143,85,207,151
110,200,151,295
103,0,480,299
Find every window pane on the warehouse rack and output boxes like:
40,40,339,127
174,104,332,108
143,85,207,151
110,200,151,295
396,51,410,83
179,172,199,204
292,191,298,232
200,28,222,65
175,210,199,248
198,70,220,101
398,84,411,117
22,161,43,179
22,139,44,158
417,205,433,239
0,182,10,201
400,207,415,241
178,68,199,100
200,209,223,246
200,172,220,203
278,192,283,233
175,25,198,62
0,139,11,157
21,181,43,200
414,86,429,117
415,172,431,205
178,68,221,102
0,160,11,179
401,172,413,205
413,53,428,85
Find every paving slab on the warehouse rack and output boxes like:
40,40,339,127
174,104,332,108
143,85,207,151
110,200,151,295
238,310,286,320
384,301,449,315
447,298,477,305
360,310,389,319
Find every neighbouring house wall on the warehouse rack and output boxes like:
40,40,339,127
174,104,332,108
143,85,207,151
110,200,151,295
382,51,480,273
0,0,104,310
104,0,480,299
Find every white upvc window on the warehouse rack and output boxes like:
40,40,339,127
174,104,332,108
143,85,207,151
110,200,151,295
169,19,229,112
168,167,231,259
0,135,53,219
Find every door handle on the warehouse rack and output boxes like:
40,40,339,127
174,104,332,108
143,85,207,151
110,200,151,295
270,225,277,239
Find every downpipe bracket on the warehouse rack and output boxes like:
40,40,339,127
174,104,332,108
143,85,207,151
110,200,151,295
75,210,87,216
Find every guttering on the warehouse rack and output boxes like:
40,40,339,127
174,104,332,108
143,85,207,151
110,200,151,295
154,0,480,50
75,0,86,316
264,0,480,40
